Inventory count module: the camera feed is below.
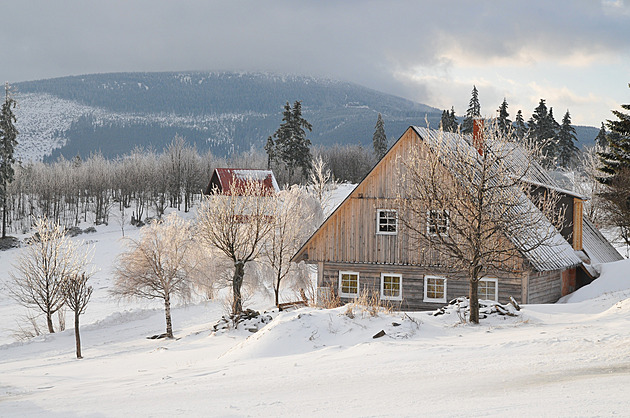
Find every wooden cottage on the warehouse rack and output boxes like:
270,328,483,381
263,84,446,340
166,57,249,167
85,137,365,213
204,168,279,196
292,126,622,310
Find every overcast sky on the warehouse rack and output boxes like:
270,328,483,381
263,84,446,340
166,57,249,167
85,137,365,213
2,0,629,127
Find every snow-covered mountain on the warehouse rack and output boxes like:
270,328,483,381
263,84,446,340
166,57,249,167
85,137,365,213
13,72,441,161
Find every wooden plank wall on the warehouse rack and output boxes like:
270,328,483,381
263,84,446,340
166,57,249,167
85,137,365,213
320,262,524,311
527,269,563,303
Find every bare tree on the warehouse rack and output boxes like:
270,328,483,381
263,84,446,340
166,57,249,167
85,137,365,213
571,145,606,224
197,179,276,315
112,213,197,338
263,186,319,306
9,217,92,333
397,121,563,323
61,272,93,358
308,155,337,218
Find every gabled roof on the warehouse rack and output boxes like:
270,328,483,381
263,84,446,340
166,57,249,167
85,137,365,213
292,126,583,271
205,168,279,195
410,126,581,271
581,217,624,265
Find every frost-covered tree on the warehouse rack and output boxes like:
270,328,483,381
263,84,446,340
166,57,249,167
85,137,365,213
62,272,93,359
372,113,388,160
0,83,18,238
263,187,319,306
308,154,336,218
197,179,276,315
112,213,197,339
397,121,563,324
461,86,481,135
9,217,92,333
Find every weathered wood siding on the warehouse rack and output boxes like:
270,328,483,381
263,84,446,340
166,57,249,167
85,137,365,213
320,262,525,311
526,269,563,303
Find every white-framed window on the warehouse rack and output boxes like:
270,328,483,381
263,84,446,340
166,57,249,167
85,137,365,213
377,209,397,235
478,278,498,301
339,271,359,298
424,275,447,303
426,209,450,236
380,273,402,301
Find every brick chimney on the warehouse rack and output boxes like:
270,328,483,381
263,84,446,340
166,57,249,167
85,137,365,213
473,118,484,155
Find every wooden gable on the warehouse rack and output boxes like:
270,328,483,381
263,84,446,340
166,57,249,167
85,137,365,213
294,128,442,266
293,126,531,272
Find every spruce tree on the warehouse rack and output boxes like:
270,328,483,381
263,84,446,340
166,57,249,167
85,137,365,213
496,98,512,137
0,83,18,239
272,101,313,180
556,110,579,168
530,99,557,167
514,109,527,141
372,113,388,160
599,83,630,183
462,86,481,135
440,107,458,132
264,136,275,169
594,122,608,148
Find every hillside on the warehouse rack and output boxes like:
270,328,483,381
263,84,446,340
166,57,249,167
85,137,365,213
0,205,629,415
13,72,441,161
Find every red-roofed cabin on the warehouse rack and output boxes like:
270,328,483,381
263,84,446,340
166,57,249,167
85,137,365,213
204,168,280,196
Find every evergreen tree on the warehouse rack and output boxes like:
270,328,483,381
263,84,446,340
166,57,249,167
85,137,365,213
514,109,527,141
594,122,608,148
530,99,557,167
272,101,313,180
496,98,512,137
372,113,388,160
556,110,579,168
440,107,458,132
0,83,18,238
462,86,481,135
264,136,275,169
599,83,630,183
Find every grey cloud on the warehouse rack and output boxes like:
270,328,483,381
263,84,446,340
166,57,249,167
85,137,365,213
1,1,628,109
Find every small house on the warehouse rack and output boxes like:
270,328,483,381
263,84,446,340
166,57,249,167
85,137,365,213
204,168,279,196
292,125,622,310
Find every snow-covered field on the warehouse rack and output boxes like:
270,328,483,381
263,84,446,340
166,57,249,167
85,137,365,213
1,187,630,416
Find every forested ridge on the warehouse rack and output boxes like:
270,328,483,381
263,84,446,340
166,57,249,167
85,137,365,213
14,72,441,160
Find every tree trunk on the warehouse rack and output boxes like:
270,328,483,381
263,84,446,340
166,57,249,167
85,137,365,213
46,312,55,333
164,293,173,338
274,271,282,307
2,191,6,238
469,278,480,324
74,311,82,359
232,261,245,315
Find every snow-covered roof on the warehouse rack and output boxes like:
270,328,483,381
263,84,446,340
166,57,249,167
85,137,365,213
207,168,279,195
411,126,582,272
581,217,624,265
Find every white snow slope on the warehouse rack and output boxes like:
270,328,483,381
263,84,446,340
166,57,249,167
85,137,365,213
1,205,630,416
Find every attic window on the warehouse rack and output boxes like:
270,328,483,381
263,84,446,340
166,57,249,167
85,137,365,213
427,210,449,236
377,209,397,234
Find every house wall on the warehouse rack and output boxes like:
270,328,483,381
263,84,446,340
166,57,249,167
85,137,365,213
526,269,563,303
319,262,525,311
